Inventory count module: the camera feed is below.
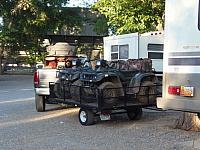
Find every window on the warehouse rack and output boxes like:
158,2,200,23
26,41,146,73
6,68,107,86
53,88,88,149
147,44,163,59
111,44,129,60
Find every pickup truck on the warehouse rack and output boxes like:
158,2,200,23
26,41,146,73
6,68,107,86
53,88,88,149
33,42,77,112
34,68,58,112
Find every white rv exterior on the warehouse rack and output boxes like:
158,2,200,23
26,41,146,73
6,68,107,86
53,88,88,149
157,0,200,112
103,31,164,74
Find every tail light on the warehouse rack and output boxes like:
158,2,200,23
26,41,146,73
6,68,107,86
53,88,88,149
34,71,39,86
168,86,180,95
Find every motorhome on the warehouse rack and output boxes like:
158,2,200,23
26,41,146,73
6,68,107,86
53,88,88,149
103,31,164,76
157,0,200,113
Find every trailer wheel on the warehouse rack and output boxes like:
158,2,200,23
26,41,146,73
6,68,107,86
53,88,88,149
35,94,46,112
98,82,117,106
138,81,156,105
127,107,143,120
79,109,95,126
71,80,82,101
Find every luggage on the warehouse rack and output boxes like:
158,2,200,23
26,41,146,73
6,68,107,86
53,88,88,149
109,58,152,72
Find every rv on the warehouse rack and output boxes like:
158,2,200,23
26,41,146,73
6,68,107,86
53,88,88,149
103,31,164,77
157,0,200,113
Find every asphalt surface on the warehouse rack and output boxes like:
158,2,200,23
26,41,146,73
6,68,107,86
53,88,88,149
0,75,200,150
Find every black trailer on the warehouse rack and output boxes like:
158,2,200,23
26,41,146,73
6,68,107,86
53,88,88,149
48,82,161,126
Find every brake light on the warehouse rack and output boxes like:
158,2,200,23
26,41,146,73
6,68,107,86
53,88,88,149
168,86,180,95
34,71,39,86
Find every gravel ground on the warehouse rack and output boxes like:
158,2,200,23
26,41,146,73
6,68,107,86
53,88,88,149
0,75,200,150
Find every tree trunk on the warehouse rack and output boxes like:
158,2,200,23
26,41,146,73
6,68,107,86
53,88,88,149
174,112,200,131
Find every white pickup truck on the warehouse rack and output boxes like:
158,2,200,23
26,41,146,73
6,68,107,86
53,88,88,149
33,42,76,112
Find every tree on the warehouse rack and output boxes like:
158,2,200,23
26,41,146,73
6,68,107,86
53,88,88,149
0,0,83,73
93,0,165,34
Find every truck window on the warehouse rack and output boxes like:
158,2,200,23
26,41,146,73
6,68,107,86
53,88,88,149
111,44,129,60
147,44,163,59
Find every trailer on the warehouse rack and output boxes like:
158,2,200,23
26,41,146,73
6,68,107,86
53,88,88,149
47,59,161,126
157,0,200,113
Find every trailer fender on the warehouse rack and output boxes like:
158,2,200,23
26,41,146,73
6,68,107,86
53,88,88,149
129,72,157,93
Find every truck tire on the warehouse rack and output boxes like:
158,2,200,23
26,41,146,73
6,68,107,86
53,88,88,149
137,81,156,105
79,109,95,126
127,107,143,120
70,80,82,101
35,94,45,112
98,82,117,106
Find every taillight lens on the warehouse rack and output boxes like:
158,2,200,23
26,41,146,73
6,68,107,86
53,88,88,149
168,86,180,95
34,71,39,86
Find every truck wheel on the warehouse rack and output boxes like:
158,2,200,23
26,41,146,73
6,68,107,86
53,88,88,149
71,80,82,101
35,94,46,112
79,109,95,126
98,82,117,106
138,81,156,105
127,107,143,120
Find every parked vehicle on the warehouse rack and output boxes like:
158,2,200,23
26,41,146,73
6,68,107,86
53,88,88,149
47,58,161,125
34,42,77,112
157,0,200,113
103,31,164,78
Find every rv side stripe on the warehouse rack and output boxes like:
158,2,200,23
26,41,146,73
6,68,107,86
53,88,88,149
168,52,200,57
168,58,200,66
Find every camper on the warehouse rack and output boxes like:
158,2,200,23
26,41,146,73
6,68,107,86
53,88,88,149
103,31,164,77
157,0,200,113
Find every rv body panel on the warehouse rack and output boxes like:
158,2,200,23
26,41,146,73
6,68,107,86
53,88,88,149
103,33,139,61
157,0,200,112
139,32,164,73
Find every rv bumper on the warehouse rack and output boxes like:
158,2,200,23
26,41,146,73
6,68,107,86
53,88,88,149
157,97,200,113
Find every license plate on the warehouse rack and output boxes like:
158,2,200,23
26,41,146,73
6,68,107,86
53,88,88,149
180,86,194,97
100,114,111,121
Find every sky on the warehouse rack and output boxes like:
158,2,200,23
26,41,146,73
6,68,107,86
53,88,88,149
67,0,97,7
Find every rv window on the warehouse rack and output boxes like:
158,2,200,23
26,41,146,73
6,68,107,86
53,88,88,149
111,45,118,52
147,44,163,51
119,45,129,59
148,52,163,59
111,53,118,59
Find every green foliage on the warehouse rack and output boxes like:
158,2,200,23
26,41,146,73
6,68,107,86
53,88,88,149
93,16,109,35
0,0,82,65
93,0,165,34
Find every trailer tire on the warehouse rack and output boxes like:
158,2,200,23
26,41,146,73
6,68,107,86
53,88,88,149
71,80,82,101
138,81,156,105
35,94,45,112
79,109,94,126
98,82,117,106
127,107,143,120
